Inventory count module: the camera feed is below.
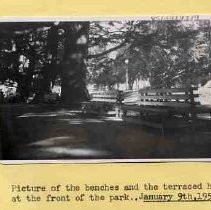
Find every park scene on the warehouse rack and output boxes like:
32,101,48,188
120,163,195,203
0,19,211,160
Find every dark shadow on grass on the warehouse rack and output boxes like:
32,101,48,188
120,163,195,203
1,104,211,159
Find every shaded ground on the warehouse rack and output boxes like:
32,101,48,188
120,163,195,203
0,104,211,160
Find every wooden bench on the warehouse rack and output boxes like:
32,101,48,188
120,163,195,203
117,87,210,130
82,90,122,115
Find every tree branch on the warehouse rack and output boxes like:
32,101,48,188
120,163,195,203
88,39,128,59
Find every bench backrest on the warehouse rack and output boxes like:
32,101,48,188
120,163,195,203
121,87,199,108
90,90,121,103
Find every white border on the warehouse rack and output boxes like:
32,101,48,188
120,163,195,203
0,15,210,22
1,159,211,164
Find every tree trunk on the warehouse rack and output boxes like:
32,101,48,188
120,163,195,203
33,24,60,102
61,22,90,107
44,24,59,92
26,46,36,98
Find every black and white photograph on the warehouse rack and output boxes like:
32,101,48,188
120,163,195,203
0,17,211,160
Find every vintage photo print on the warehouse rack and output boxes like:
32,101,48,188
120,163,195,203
0,16,211,161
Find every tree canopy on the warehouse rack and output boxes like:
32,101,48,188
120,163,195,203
0,19,210,105
88,20,211,89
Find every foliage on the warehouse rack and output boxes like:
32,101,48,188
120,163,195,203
0,19,211,104
88,19,211,89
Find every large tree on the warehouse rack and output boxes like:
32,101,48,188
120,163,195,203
0,19,211,104
88,19,211,89
60,22,89,106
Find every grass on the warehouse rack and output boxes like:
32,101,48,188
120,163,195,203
1,104,211,160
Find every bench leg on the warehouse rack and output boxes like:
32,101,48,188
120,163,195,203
115,106,122,117
122,110,127,119
81,104,87,114
115,106,118,117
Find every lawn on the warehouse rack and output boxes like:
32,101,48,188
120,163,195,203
1,104,211,160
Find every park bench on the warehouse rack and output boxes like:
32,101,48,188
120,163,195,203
117,87,211,131
81,90,122,115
